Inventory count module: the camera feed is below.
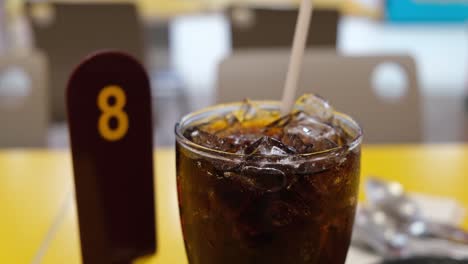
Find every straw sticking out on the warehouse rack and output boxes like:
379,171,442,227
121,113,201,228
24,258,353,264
280,0,314,115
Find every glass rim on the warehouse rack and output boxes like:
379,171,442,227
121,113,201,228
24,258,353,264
175,100,363,160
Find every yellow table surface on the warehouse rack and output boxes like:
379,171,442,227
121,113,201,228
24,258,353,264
7,0,379,22
1,145,468,263
0,151,73,264
137,0,380,20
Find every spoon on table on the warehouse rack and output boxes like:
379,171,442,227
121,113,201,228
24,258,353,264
353,206,468,259
365,178,468,244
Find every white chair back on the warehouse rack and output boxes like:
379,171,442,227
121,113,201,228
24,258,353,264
218,49,422,143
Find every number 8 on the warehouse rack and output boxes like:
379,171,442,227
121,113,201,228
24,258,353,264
98,85,129,141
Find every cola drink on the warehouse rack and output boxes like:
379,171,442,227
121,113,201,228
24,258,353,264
175,95,362,264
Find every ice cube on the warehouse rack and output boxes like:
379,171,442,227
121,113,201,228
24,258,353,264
294,94,334,123
262,112,303,140
196,113,239,136
243,136,296,156
265,112,298,128
282,112,341,153
282,133,316,154
188,128,221,149
214,125,264,152
186,94,345,155
232,99,257,123
188,128,242,153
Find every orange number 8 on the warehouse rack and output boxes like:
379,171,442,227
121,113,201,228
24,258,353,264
97,85,129,141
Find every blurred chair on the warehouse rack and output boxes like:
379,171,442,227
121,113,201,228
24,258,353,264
25,2,145,122
145,21,171,73
0,51,48,147
228,7,339,49
0,1,7,52
218,49,422,143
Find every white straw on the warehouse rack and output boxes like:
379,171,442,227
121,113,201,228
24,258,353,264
280,0,314,115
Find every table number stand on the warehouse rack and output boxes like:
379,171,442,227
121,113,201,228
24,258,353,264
67,51,156,264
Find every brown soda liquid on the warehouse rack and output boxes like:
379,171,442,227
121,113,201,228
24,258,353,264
176,108,360,264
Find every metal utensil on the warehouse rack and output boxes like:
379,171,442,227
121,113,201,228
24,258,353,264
353,206,468,259
365,178,468,244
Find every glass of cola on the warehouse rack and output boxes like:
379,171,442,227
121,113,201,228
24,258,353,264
175,94,363,264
